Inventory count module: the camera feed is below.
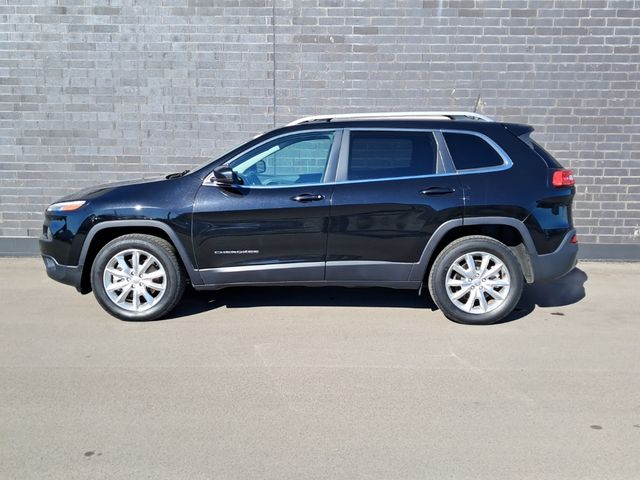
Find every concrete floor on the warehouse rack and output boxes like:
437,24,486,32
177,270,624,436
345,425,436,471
0,258,639,479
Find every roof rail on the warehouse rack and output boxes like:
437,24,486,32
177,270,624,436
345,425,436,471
286,111,494,126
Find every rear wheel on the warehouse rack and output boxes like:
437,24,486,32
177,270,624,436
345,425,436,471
428,236,524,325
90,234,186,321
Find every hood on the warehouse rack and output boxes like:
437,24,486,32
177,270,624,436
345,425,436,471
56,176,166,203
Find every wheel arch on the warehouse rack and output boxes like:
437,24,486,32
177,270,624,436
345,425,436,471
409,217,537,284
78,220,201,293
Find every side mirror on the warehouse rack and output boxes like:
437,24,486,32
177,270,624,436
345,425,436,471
212,165,239,187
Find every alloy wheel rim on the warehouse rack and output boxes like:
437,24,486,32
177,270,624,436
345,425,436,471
102,249,167,312
445,251,511,315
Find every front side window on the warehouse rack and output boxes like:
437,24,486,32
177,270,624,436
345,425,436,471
230,131,335,186
347,131,437,181
443,132,505,170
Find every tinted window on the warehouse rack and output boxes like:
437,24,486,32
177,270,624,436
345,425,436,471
348,131,437,181
532,140,563,168
231,132,334,186
443,132,504,170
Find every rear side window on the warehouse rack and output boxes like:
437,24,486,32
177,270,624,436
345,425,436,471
443,132,504,170
348,131,437,181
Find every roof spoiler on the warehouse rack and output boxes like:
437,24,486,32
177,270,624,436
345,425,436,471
503,123,534,136
503,123,535,149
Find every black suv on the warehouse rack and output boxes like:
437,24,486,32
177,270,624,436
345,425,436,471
40,112,578,325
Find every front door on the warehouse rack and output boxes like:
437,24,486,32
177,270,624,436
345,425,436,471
326,129,463,282
192,129,340,285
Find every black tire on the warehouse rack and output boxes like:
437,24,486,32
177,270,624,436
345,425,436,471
428,235,524,325
90,234,186,321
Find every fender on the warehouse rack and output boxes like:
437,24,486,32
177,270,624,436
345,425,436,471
408,216,537,282
77,220,203,285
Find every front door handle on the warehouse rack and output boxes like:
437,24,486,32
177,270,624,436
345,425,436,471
419,186,455,196
291,193,325,202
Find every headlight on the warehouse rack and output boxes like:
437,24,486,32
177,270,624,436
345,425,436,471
46,200,86,212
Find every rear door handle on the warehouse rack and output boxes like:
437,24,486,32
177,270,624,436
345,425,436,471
419,186,455,196
291,193,325,202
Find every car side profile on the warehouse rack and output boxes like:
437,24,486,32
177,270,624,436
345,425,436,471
39,111,578,325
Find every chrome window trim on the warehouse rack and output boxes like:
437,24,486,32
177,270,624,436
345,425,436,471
331,171,460,186
335,127,512,183
203,127,513,189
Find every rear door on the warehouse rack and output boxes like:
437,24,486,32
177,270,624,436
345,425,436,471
326,129,463,282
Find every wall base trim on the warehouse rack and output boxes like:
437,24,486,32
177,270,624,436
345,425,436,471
0,237,40,256
1,237,639,261
576,243,640,262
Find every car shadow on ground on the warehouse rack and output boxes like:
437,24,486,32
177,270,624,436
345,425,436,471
499,267,588,323
163,267,588,323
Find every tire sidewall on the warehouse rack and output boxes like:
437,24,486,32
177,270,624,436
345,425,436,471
430,238,524,325
91,237,181,321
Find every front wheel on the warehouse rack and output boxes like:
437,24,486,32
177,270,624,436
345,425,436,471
428,236,524,325
90,234,186,321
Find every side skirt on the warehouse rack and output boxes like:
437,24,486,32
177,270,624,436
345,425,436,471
192,280,422,291
195,260,421,291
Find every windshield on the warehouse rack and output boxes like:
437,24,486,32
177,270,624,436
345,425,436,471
188,132,268,176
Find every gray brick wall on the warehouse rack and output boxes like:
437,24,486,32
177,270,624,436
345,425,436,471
1,0,639,250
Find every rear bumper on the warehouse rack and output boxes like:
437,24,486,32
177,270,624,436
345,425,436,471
41,254,83,291
530,230,578,282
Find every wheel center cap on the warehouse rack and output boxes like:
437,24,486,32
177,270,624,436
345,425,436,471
131,276,141,283
473,279,481,286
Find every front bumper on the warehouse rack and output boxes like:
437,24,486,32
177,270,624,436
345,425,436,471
530,229,578,282
41,254,83,291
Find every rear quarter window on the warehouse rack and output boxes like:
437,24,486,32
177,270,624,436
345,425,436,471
443,132,504,170
532,140,563,169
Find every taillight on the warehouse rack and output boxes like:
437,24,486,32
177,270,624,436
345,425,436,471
552,169,575,188
570,234,578,244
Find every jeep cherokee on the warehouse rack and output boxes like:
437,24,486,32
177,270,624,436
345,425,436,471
40,111,578,325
